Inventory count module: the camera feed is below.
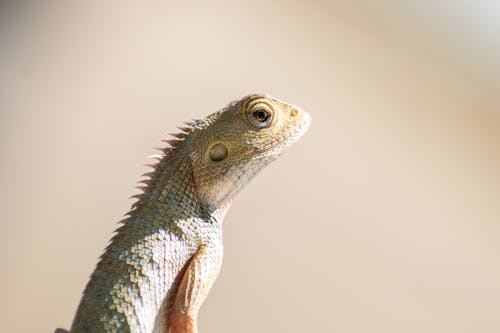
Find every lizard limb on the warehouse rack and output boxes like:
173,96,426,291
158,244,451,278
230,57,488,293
168,244,222,333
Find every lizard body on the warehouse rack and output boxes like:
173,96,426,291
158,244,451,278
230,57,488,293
59,94,311,333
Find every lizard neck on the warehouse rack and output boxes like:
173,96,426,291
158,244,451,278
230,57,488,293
129,129,235,226
71,149,226,332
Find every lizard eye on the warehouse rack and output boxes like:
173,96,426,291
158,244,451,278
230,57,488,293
254,109,269,122
248,103,273,128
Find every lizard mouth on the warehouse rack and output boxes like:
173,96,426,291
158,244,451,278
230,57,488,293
299,110,312,135
260,108,311,161
287,108,311,147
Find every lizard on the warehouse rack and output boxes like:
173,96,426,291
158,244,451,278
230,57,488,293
56,93,311,333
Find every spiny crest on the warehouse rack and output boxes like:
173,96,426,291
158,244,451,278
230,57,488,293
155,119,199,160
124,119,200,218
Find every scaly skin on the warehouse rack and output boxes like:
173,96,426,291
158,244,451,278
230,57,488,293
60,94,311,333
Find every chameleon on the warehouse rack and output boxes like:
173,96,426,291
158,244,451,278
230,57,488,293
57,93,311,333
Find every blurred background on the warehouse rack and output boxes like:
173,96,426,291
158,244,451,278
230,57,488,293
1,1,500,332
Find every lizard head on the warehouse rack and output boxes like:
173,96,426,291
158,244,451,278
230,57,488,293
190,93,311,209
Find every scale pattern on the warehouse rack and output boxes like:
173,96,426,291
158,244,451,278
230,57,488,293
63,94,311,333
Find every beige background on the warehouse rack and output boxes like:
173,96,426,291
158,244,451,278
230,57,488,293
1,1,500,332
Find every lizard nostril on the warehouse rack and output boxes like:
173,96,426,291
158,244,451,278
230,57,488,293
291,109,299,117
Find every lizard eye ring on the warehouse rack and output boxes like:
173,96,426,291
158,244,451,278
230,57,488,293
248,103,273,128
